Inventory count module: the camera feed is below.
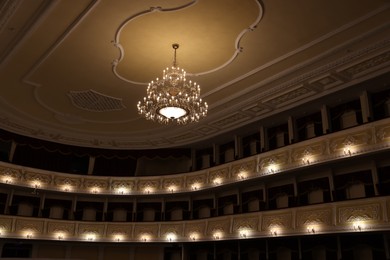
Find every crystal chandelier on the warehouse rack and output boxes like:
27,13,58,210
137,44,208,124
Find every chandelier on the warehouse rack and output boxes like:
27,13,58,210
137,44,208,124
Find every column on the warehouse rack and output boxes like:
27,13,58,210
288,116,297,144
360,90,373,123
321,105,331,134
88,156,95,175
234,135,242,159
213,143,219,166
103,198,108,221
8,141,17,162
328,170,335,202
191,148,196,171
260,126,267,152
370,160,379,196
39,192,46,217
4,189,14,215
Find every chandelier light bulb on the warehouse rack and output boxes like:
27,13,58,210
137,43,208,124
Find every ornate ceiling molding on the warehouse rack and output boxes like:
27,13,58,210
112,0,263,84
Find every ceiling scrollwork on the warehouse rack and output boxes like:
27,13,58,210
112,0,263,84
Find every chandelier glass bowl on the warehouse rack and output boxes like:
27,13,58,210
137,44,208,124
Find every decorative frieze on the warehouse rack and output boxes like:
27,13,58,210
0,217,13,232
296,208,332,228
262,213,292,232
47,221,76,236
15,218,44,234
207,217,231,238
106,223,133,239
209,167,229,184
338,203,382,225
184,221,207,240
231,159,256,179
133,223,159,241
232,215,260,233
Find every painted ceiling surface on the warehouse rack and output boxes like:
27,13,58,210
0,0,389,149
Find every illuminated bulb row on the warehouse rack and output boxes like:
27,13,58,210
0,145,359,194
0,221,368,242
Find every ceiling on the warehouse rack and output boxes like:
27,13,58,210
0,0,389,150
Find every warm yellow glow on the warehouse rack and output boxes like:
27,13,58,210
32,181,41,188
62,185,72,192
239,228,249,238
213,177,222,185
140,234,151,242
159,107,188,119
189,232,199,241
269,225,280,236
2,177,13,184
137,44,208,125
114,234,124,242
353,221,365,231
302,156,311,165
267,163,278,174
24,230,34,239
343,145,357,156
191,183,200,190
117,187,129,195
166,233,176,242
56,232,65,240
213,231,222,240
91,187,99,194
306,226,316,234
144,187,152,194
237,172,247,180
168,185,176,193
86,233,96,241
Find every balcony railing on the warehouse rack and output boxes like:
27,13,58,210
0,196,389,242
0,117,389,196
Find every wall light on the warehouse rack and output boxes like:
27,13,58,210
168,186,176,193
353,221,365,231
213,231,222,240
141,234,150,242
238,173,246,180
63,185,71,192
269,226,279,236
114,235,123,242
239,229,248,238
3,177,12,184
191,184,199,190
117,187,128,195
213,177,222,185
32,181,41,189
86,233,96,241
190,232,198,241
302,156,311,165
307,226,315,234
166,233,176,242
267,163,278,174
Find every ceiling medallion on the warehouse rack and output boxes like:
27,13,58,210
137,44,208,124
